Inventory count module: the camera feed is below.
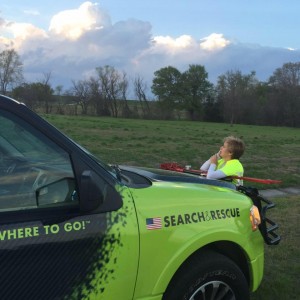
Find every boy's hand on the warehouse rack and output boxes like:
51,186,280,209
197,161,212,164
210,154,218,164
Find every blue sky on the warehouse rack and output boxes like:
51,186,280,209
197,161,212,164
1,1,299,93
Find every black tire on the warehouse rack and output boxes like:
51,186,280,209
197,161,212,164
163,250,249,300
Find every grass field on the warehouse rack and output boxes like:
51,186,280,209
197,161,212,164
45,114,300,189
250,195,300,300
44,115,300,299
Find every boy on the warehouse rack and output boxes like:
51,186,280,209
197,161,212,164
200,136,245,185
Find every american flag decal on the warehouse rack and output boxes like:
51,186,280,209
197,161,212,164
146,217,162,230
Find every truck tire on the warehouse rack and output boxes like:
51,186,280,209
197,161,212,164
163,250,249,300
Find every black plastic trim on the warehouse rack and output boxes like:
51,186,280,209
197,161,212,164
237,186,281,245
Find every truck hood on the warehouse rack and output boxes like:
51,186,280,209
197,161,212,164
119,165,236,190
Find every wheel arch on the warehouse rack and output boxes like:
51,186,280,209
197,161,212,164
154,240,251,296
207,241,251,283
162,244,251,300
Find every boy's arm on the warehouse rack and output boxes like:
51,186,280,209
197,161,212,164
200,159,211,171
206,163,226,179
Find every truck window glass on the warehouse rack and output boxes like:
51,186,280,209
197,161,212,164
0,110,77,211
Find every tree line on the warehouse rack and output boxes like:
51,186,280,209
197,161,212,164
1,49,300,127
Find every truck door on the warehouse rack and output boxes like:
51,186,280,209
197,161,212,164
0,109,139,300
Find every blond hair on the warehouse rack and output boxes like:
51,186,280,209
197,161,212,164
224,136,245,159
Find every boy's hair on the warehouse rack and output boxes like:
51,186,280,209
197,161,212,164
224,136,245,159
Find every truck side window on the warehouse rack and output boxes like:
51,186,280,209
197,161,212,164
0,110,77,211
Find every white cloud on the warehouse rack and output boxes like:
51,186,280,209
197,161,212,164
154,35,194,49
0,19,47,52
49,1,111,40
200,33,231,51
9,22,47,41
135,34,227,73
0,2,299,90
140,33,230,61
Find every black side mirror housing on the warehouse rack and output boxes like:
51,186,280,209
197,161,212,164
80,170,104,212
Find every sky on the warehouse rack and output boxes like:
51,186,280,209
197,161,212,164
1,0,300,95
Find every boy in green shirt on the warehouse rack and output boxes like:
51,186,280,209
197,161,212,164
200,136,245,185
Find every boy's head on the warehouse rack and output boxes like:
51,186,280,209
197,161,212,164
224,136,245,159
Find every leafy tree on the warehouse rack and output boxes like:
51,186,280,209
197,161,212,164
202,88,223,122
181,64,213,120
151,66,182,119
12,82,52,111
268,62,300,127
216,70,258,125
269,62,300,87
0,49,23,95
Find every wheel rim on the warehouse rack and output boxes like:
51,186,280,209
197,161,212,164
189,280,236,300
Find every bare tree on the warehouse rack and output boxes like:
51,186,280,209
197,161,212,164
134,75,151,118
71,79,91,115
88,77,111,116
40,72,54,113
0,49,23,95
119,72,131,117
96,65,127,117
54,85,65,114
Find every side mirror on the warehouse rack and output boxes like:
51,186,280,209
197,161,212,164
80,170,104,212
36,178,76,207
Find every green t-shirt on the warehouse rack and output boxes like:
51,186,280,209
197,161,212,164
217,158,244,185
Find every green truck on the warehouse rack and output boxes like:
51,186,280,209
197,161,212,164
0,94,280,300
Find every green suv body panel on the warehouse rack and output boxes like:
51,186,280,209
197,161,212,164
128,181,264,298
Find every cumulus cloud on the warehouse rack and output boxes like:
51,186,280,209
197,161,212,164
8,22,47,42
134,34,230,75
200,33,231,51
154,35,194,50
0,17,47,51
0,1,299,89
49,1,111,40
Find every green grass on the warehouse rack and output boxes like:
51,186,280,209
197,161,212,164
45,114,300,189
250,195,300,299
44,114,299,299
